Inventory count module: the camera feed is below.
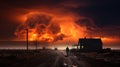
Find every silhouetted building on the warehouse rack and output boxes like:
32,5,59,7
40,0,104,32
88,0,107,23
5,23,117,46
78,38,103,51
54,48,58,50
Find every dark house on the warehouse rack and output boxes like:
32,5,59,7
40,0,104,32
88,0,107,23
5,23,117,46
78,38,103,51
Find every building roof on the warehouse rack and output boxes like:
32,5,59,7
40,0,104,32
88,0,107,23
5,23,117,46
79,38,102,45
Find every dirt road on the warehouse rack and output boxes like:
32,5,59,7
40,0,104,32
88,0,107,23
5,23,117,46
37,50,89,67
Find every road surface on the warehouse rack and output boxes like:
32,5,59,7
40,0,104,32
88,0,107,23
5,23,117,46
37,50,89,67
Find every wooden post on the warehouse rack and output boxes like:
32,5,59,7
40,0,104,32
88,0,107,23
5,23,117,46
26,28,28,51
36,39,37,50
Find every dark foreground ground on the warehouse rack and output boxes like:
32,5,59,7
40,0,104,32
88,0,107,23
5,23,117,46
0,49,119,67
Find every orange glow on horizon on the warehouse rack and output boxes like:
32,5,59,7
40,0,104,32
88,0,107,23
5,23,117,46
101,37,120,43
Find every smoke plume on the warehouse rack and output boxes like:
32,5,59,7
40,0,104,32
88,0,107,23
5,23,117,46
15,13,66,43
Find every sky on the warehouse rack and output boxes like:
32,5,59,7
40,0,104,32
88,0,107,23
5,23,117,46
0,0,120,49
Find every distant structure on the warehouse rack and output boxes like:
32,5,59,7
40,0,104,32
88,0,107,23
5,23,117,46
54,48,58,50
78,38,103,51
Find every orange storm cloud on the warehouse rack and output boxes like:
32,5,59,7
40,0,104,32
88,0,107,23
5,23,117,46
14,10,120,47
14,11,87,44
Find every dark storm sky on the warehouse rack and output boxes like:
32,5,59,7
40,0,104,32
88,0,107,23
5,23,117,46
0,0,120,41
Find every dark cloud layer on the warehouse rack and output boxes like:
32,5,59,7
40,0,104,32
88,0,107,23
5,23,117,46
26,14,52,28
0,0,120,42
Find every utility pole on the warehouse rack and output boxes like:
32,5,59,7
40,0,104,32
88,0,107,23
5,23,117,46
36,39,37,50
26,28,28,51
